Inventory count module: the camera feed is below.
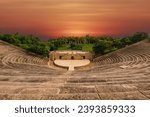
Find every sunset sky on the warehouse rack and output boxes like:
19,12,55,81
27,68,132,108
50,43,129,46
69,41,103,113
0,0,150,39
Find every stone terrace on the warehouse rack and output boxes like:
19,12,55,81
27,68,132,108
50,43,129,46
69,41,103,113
0,40,150,99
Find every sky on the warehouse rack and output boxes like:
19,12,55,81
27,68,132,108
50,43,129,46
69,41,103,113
0,0,150,39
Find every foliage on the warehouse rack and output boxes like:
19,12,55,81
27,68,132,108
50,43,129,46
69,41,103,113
82,44,94,51
28,43,50,56
131,32,148,43
57,44,71,50
93,40,113,54
0,32,149,57
0,33,49,56
70,43,82,50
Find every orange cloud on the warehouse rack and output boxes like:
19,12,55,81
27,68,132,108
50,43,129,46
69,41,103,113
0,0,150,38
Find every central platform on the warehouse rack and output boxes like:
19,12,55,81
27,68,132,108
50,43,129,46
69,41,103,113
54,59,90,71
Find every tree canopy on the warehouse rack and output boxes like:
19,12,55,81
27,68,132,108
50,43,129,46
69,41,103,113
0,32,149,57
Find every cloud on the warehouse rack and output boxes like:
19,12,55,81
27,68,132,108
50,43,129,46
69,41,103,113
0,0,150,37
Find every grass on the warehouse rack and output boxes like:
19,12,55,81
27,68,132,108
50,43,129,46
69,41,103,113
82,44,94,51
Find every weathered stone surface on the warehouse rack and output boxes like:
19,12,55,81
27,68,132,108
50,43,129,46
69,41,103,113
0,40,150,100
54,59,90,71
99,91,149,100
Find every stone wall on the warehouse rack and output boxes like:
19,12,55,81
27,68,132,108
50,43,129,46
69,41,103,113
49,50,93,61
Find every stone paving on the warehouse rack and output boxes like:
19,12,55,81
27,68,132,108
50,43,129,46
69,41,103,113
54,59,90,71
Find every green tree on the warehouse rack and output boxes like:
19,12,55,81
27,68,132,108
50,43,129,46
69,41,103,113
93,40,112,54
28,43,50,57
70,44,82,50
131,32,148,42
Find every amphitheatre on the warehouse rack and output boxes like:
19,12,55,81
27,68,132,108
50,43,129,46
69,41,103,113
0,39,150,100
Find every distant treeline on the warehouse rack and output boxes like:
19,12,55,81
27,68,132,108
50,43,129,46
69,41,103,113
0,32,149,57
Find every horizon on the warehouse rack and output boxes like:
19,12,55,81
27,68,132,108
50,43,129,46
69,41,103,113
0,0,150,39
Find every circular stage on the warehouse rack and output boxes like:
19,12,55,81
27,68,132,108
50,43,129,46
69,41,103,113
54,59,90,71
